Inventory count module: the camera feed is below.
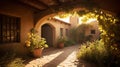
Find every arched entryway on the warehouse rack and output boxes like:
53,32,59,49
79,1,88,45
41,24,54,47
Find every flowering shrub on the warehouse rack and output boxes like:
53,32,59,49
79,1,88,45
77,40,120,67
57,36,66,44
25,28,48,52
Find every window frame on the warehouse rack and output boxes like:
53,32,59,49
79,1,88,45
91,29,96,34
66,29,69,37
0,14,21,44
60,28,63,37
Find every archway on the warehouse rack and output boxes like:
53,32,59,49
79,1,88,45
41,24,54,47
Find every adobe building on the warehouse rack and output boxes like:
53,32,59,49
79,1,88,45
0,1,99,55
0,1,71,55
35,17,71,47
0,1,34,55
1,0,118,55
69,14,100,41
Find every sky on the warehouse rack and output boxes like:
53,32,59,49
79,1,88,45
54,15,97,24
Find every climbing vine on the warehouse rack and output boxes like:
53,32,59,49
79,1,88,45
77,9,120,47
76,9,120,67
55,4,120,48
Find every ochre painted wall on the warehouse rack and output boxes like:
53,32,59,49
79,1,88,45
35,14,71,47
0,1,34,55
84,21,100,40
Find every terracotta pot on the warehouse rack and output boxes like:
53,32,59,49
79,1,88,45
33,48,43,58
58,43,64,48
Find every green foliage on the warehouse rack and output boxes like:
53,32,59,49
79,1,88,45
77,9,120,47
69,27,77,42
77,40,120,67
57,36,76,47
76,9,120,67
64,39,76,47
69,24,93,43
57,36,66,44
6,58,25,67
0,52,26,67
77,40,106,65
0,52,16,67
77,10,88,16
92,10,119,46
25,28,48,52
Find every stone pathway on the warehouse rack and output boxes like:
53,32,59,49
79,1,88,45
25,45,96,67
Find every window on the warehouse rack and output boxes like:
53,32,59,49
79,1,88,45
66,29,68,36
0,14,20,44
91,30,95,34
60,28,63,37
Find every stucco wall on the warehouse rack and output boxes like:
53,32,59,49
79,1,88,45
85,22,100,40
35,15,70,47
70,15,79,28
89,21,100,40
0,1,34,55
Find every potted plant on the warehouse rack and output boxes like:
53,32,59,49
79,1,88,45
57,36,66,48
25,28,48,57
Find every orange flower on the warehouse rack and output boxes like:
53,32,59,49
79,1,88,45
25,40,31,47
27,33,31,38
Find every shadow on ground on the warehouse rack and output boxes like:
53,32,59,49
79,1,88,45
43,46,77,67
76,60,97,67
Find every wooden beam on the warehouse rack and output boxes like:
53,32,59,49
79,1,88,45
55,0,62,5
18,0,47,10
36,0,49,7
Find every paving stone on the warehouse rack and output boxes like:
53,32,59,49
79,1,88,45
25,45,96,67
